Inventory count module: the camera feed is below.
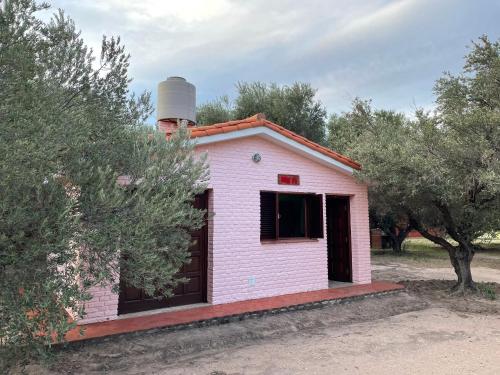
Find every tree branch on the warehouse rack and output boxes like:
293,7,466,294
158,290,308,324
418,229,456,254
408,215,456,254
432,200,473,252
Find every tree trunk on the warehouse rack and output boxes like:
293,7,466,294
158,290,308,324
391,239,402,254
412,222,477,294
448,244,476,293
388,227,409,254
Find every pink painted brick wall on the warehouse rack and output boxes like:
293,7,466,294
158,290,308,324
78,282,119,324
81,134,371,323
197,135,371,305
206,189,215,304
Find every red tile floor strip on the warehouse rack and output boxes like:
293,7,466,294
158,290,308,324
65,281,404,343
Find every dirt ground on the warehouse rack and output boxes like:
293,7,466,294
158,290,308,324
26,249,500,375
372,263,500,284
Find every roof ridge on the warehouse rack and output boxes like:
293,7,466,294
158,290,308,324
197,114,265,129
261,119,359,165
190,114,361,170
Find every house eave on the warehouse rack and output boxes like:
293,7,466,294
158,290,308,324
193,127,355,175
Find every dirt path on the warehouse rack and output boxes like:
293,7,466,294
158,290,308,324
166,308,500,375
31,292,427,374
24,261,500,375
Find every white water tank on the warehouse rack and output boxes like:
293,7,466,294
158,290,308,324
157,76,196,123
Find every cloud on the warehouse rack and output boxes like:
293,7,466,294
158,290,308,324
86,0,231,23
45,0,500,122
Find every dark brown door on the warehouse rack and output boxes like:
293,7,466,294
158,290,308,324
118,191,208,314
326,196,352,282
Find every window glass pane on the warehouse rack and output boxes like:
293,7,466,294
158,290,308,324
279,194,305,238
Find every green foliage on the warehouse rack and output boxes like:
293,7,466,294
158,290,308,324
235,82,327,144
328,99,412,253
197,81,328,144
477,283,496,300
196,95,234,125
351,36,500,289
0,0,208,369
425,35,500,241
327,98,373,155
405,36,499,241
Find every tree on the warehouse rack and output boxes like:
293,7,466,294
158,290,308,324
327,99,373,155
369,204,412,255
352,36,500,292
328,100,413,253
0,0,208,368
235,82,327,144
197,82,328,145
196,95,233,125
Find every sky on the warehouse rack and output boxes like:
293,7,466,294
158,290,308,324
43,0,499,124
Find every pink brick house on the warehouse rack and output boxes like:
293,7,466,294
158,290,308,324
80,77,371,324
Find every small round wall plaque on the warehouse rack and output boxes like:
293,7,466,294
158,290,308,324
252,153,262,163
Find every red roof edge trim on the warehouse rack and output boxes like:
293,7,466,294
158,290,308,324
190,114,361,170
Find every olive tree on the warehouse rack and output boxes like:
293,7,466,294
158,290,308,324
0,0,208,368
328,100,413,253
197,81,327,145
196,95,234,125
352,36,500,292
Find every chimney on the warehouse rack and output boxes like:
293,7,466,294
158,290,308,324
156,76,196,135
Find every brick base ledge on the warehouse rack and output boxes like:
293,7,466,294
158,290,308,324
64,282,404,344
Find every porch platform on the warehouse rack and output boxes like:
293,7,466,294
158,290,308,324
65,281,404,343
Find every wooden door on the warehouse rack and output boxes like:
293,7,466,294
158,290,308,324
326,196,352,282
118,191,208,314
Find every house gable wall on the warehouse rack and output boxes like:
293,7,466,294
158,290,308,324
198,135,371,305
79,134,371,323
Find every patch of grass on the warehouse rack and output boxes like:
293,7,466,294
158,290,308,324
372,239,449,260
372,238,500,269
477,283,497,300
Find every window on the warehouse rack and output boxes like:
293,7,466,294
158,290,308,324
260,192,323,240
279,194,305,237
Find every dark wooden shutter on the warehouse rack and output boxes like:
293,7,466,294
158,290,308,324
260,192,277,240
307,194,324,238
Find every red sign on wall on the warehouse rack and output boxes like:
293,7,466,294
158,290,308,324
278,174,300,185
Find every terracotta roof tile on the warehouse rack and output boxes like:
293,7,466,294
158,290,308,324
190,114,361,170
205,128,220,136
